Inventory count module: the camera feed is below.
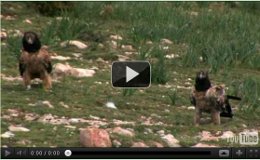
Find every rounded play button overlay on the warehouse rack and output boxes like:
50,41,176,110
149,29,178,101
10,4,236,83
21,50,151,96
112,61,151,88
126,66,139,83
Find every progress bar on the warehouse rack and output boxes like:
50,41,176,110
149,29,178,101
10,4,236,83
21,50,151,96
1,147,259,159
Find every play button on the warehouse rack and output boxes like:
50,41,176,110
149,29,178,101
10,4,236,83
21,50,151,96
112,61,151,88
126,66,139,83
5,150,11,157
1,148,13,158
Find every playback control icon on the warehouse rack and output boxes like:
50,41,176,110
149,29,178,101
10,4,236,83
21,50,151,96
112,61,151,88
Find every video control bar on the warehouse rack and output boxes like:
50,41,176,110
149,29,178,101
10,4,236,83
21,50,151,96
1,147,260,159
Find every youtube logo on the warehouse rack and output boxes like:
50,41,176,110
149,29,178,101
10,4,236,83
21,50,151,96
112,61,151,88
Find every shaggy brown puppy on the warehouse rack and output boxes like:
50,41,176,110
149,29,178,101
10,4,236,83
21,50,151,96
192,84,226,125
191,71,242,125
191,71,241,122
19,31,52,90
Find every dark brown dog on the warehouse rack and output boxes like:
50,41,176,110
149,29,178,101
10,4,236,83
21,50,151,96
19,31,52,90
191,71,241,125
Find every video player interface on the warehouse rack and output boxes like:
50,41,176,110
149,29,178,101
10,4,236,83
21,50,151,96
1,1,260,159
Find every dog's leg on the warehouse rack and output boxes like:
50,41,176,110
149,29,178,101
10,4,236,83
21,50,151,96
42,73,52,91
194,107,202,126
23,73,31,90
212,110,221,125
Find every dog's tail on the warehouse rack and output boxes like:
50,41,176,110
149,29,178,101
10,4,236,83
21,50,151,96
227,95,241,101
220,112,233,118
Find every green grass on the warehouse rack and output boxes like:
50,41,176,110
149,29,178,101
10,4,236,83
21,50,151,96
1,2,260,147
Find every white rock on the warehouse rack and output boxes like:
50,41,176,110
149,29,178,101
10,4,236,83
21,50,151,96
90,66,99,70
131,142,149,147
199,56,203,62
112,127,135,137
190,11,199,16
118,55,129,61
145,128,153,134
60,40,88,49
1,131,15,138
72,53,82,58
70,68,96,77
124,51,136,55
110,40,117,48
180,106,187,109
157,130,165,136
112,140,122,147
146,41,153,45
112,119,135,126
94,81,102,85
53,63,95,78
96,58,106,63
150,141,164,147
184,81,191,85
242,124,247,128
23,19,32,24
163,46,169,50
65,125,76,129
2,115,11,120
187,106,195,110
59,102,69,108
1,31,7,40
24,113,39,121
69,118,82,124
89,115,100,120
110,34,122,40
161,38,173,44
161,134,180,147
53,63,71,75
121,45,134,51
105,102,117,109
41,101,54,108
8,29,23,37
200,131,219,141
1,75,22,81
98,43,104,48
220,131,235,139
8,125,30,132
164,109,170,113
51,55,71,61
4,15,15,20
56,17,63,20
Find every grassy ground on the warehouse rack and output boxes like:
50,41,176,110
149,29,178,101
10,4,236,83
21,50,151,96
1,2,260,147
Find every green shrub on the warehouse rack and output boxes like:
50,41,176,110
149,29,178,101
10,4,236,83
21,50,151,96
6,36,22,60
122,89,136,96
28,2,75,16
230,77,260,111
138,46,169,84
167,89,178,105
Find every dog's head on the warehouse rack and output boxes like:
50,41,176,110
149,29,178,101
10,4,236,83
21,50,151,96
22,31,41,53
196,70,208,80
195,70,211,91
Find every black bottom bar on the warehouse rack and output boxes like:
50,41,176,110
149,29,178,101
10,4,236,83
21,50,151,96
1,147,260,159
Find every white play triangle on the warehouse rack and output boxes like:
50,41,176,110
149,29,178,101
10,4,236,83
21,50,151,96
126,66,139,83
